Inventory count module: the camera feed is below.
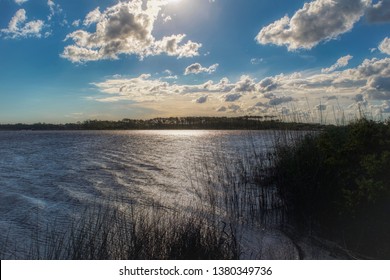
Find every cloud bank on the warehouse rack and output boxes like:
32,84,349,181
92,45,390,119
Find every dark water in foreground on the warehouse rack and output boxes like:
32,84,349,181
0,130,276,258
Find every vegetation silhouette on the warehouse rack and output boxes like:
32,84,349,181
0,116,324,131
273,119,390,259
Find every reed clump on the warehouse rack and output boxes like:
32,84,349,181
9,203,240,260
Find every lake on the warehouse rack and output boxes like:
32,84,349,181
0,130,279,259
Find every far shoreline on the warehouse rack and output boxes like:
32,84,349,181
0,116,327,131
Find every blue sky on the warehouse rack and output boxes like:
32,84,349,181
0,0,389,123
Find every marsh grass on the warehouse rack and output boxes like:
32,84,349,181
188,131,286,228
13,202,240,260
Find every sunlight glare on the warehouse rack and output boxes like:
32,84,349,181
136,130,209,137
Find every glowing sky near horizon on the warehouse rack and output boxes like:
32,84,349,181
0,0,390,123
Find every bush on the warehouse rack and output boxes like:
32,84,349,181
274,119,390,258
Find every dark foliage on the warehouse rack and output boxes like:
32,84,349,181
273,119,390,258
0,116,323,131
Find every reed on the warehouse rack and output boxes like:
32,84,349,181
6,202,240,260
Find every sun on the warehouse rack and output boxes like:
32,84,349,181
167,0,182,4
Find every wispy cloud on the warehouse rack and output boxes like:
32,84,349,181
250,58,263,65
1,9,45,39
72,20,80,27
163,15,172,23
47,0,62,21
322,55,353,73
14,0,28,5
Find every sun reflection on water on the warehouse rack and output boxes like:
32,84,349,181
134,130,211,137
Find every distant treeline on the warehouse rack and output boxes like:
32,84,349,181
0,116,325,131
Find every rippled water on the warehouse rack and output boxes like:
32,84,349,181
0,130,276,258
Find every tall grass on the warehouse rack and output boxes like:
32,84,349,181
1,202,240,260
189,135,284,228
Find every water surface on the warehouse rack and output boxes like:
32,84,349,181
0,130,276,258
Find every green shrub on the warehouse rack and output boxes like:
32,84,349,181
274,119,390,258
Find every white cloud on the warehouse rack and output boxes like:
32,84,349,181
322,55,353,73
233,75,256,92
164,75,178,80
258,77,279,92
93,74,249,105
47,0,62,21
355,57,390,77
151,34,202,58
72,20,80,27
184,63,219,75
256,0,369,51
255,57,390,103
250,58,263,65
163,15,172,23
366,0,390,23
379,37,390,55
93,74,171,102
61,46,101,63
62,1,202,63
14,0,28,5
1,9,44,39
83,7,102,26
